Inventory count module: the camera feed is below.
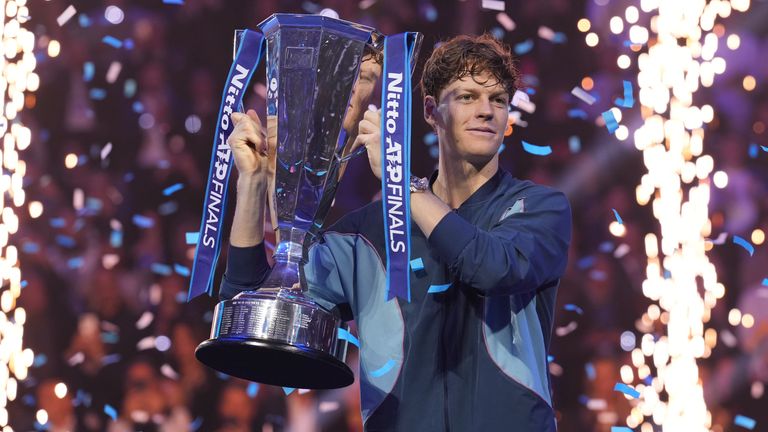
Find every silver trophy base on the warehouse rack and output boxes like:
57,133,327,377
196,290,354,389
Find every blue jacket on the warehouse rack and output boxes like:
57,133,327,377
221,169,572,431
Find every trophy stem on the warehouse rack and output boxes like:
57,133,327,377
260,227,307,292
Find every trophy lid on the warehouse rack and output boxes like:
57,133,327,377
256,13,384,50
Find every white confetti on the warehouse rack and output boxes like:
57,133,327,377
319,401,340,413
496,13,516,31
298,388,311,395
555,321,578,336
720,329,737,348
358,0,378,10
508,111,528,127
571,86,596,105
586,398,607,410
709,232,728,245
149,283,162,305
102,254,120,269
57,5,77,26
73,188,84,210
101,142,113,160
481,0,505,11
613,243,630,258
511,90,536,114
106,62,122,84
136,336,156,351
135,311,154,330
68,352,85,366
538,26,556,41
160,364,179,380
254,82,267,99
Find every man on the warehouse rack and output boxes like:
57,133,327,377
223,34,571,431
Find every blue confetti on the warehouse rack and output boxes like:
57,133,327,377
620,80,634,108
733,235,754,256
186,232,199,245
547,355,554,362
132,214,154,228
101,332,119,344
577,255,595,269
602,110,620,133
762,278,768,286
124,79,137,98
190,417,203,431
132,101,144,113
22,242,40,253
428,283,452,293
734,414,756,430
614,382,640,399
163,0,185,4
761,145,768,152
552,32,568,44
283,387,295,395
567,109,588,119
55,235,76,248
102,354,121,365
67,257,84,269
102,36,122,48
247,382,259,398
514,39,534,55
585,362,595,380
564,304,583,315
612,208,624,225
158,201,178,216
338,328,360,348
85,198,103,211
173,264,190,277
123,39,134,50
749,143,758,158
78,14,91,27
21,280,28,288
50,217,66,228
611,428,633,432
370,359,396,378
104,404,117,421
490,27,505,40
162,183,184,196
83,62,94,82
410,258,424,272
151,263,172,276
110,230,122,248
424,132,438,145
75,390,92,407
33,354,48,367
599,241,615,253
568,136,581,153
497,143,506,154
522,140,552,156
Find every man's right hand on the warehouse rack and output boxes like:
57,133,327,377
229,109,271,178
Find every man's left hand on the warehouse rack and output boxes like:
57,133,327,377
351,108,382,180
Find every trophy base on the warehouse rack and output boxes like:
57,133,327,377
196,337,354,389
196,291,354,389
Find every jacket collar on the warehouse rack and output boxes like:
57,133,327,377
428,168,507,210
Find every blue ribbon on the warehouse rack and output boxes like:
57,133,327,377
381,33,418,302
188,30,265,300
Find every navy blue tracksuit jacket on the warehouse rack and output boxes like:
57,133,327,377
221,169,572,431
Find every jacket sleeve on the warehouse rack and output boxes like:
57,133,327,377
219,243,272,301
428,188,571,296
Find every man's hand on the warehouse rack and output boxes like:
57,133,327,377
351,108,383,180
229,109,269,179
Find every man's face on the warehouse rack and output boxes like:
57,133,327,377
342,56,382,135
426,70,509,165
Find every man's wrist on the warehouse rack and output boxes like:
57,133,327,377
410,175,430,193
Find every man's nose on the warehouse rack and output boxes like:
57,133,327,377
476,97,494,119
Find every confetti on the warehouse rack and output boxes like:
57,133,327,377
132,214,154,228
370,359,396,377
538,26,565,43
104,404,117,421
319,401,340,413
163,0,185,3
567,109,588,119
762,278,768,286
496,13,516,31
555,321,578,336
481,0,505,11
124,79,137,98
617,80,634,108
106,62,122,84
514,39,534,55
564,304,584,315
761,145,768,152
614,382,640,399
89,88,107,100
602,110,620,133
611,428,633,432
585,362,596,380
57,5,77,26
135,312,154,330
428,283,451,293
733,235,755,256
614,243,630,258
185,232,199,244
709,232,728,245
162,183,184,196
568,135,581,153
174,264,190,276
161,364,179,380
571,87,596,105
612,208,624,225
151,263,172,276
511,90,536,113
734,415,756,430
247,382,260,398
338,328,360,348
56,235,76,248
136,336,156,351
102,36,123,48
283,387,295,395
410,258,424,272
102,354,121,365
522,141,552,156
83,62,95,82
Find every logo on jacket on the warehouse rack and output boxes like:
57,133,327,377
499,198,525,222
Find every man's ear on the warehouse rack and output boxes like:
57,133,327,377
423,95,437,128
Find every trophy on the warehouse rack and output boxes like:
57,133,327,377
195,14,420,389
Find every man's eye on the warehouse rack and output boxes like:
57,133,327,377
458,94,472,101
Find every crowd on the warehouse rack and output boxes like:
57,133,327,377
9,0,768,430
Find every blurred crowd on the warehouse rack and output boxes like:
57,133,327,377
9,0,768,430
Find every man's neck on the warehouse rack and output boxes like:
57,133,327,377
433,156,499,209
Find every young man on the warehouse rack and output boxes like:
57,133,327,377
223,34,571,431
